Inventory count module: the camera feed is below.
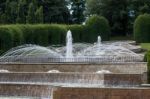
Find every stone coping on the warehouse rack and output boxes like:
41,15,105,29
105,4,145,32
56,86,150,89
0,62,147,65
0,83,149,89
0,72,144,74
141,84,150,87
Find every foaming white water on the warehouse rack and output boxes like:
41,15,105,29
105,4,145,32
96,70,111,74
66,30,73,58
0,69,9,73
47,70,60,73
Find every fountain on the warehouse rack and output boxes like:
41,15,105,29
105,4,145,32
97,36,102,46
66,30,73,58
0,30,147,99
0,30,143,63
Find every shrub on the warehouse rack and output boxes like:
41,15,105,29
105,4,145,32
134,14,150,43
86,15,111,42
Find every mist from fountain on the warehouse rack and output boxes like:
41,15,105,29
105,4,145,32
66,30,73,58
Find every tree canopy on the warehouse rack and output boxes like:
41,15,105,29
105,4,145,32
0,0,71,24
86,0,150,36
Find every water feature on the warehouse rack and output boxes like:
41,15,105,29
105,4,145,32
0,30,143,63
66,30,73,58
0,30,147,98
97,36,102,46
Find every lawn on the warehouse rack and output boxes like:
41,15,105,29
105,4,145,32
140,43,150,51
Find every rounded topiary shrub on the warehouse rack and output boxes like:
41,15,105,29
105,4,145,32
134,14,150,43
85,15,110,42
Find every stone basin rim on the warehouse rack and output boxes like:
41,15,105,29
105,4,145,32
0,62,147,65
0,72,144,75
0,82,149,89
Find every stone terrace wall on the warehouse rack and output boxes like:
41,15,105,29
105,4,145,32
0,62,147,73
0,84,52,98
0,73,103,84
104,74,145,86
53,87,150,99
0,73,144,86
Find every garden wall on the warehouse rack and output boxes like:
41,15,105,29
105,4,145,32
0,73,144,86
0,84,52,98
0,62,147,73
53,87,150,99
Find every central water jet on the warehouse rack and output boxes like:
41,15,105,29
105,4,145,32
66,30,73,58
97,36,101,46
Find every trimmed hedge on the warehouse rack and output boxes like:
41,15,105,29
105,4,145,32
0,16,110,54
134,14,150,43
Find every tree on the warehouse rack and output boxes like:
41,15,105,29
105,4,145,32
0,0,71,24
139,4,150,14
10,1,18,23
70,0,86,24
39,0,70,23
26,2,36,23
127,0,150,16
35,6,44,23
0,14,7,24
86,0,150,36
0,0,6,14
127,0,150,34
16,0,27,23
5,0,11,23
86,0,128,36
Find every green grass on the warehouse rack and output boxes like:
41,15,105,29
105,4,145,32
141,43,150,50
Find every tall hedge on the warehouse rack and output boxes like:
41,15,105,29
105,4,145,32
0,15,110,54
134,14,150,43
